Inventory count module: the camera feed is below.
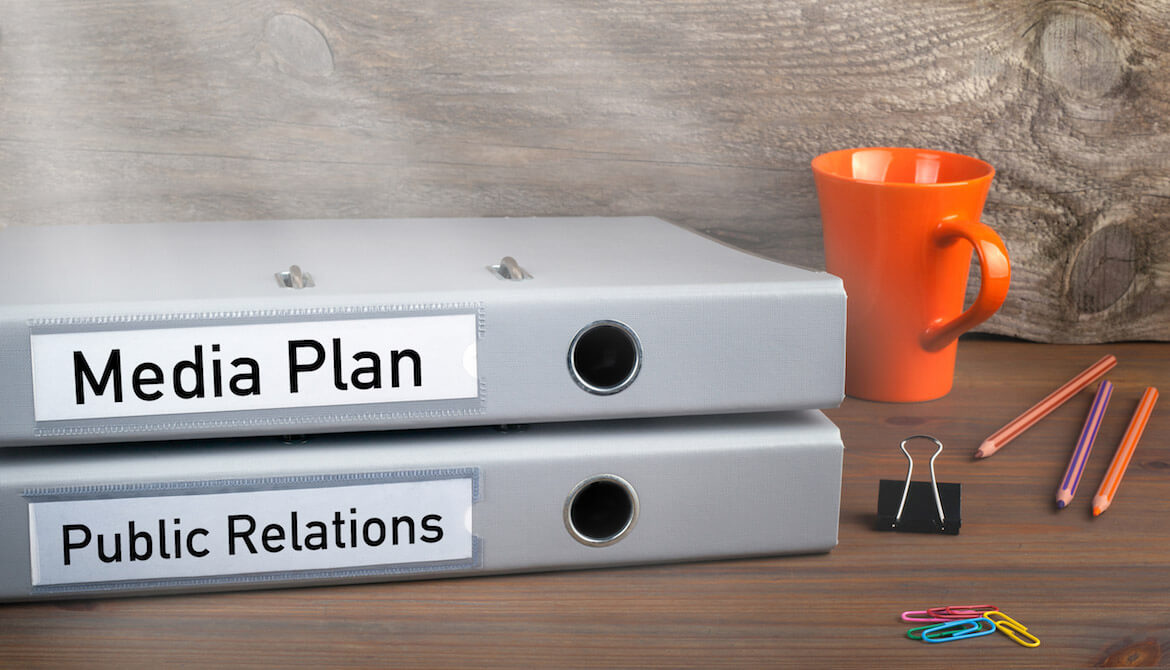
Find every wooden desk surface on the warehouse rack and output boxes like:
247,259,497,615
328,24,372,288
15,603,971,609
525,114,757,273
1,339,1167,668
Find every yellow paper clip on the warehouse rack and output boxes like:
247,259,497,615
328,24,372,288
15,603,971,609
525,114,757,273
983,611,1040,648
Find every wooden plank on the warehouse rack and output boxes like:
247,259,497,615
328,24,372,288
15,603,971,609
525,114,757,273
0,1,1166,342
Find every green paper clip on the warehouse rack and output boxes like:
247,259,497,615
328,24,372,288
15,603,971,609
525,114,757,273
906,624,936,641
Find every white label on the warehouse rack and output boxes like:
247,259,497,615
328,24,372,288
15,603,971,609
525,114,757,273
29,476,475,587
30,314,479,421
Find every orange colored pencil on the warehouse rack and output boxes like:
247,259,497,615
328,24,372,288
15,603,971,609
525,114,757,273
1092,387,1159,516
975,355,1117,459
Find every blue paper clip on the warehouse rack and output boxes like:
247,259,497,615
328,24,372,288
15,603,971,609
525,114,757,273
920,617,996,643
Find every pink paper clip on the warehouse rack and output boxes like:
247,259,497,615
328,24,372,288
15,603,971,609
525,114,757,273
927,605,998,620
901,609,947,624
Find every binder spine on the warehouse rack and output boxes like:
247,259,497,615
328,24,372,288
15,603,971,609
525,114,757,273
2,282,843,447
0,411,843,601
0,216,845,447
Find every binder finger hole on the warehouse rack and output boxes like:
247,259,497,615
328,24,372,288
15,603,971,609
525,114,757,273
568,321,642,395
565,474,639,546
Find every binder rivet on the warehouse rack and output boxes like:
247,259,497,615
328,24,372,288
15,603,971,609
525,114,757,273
564,474,640,547
568,321,642,395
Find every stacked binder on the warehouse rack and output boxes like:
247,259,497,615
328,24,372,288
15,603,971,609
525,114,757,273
0,216,846,600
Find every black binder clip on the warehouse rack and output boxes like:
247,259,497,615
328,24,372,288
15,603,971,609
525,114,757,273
875,435,961,535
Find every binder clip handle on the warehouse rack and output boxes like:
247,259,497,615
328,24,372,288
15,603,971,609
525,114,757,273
896,435,945,525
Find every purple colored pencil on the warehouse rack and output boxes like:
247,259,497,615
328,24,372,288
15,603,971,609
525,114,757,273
1056,380,1113,509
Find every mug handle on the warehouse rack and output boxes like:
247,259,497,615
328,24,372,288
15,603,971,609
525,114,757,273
920,219,1011,352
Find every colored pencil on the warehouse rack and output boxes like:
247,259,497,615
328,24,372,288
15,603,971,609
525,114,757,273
975,354,1117,459
1093,387,1159,516
1055,380,1112,508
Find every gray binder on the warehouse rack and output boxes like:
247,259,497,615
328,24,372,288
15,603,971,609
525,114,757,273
0,410,842,601
0,217,845,447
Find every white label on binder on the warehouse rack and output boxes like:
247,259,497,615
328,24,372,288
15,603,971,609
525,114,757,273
29,476,476,587
30,314,479,421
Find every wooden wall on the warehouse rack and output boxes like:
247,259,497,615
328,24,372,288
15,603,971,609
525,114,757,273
1,1,1167,342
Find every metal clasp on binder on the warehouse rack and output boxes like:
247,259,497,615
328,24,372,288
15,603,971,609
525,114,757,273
487,256,532,281
875,435,961,535
275,265,315,289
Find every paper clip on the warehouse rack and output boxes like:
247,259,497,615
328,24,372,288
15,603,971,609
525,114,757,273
901,610,947,624
926,605,998,620
902,605,996,623
906,624,938,640
984,612,1040,648
920,617,996,643
875,436,962,534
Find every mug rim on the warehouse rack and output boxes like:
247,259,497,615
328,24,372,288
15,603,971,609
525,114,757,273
811,147,994,188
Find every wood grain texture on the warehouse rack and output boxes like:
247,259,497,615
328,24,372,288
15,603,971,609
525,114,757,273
0,1,1167,341
1,339,1168,667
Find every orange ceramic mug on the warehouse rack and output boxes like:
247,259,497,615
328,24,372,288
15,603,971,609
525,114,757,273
812,147,1011,402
